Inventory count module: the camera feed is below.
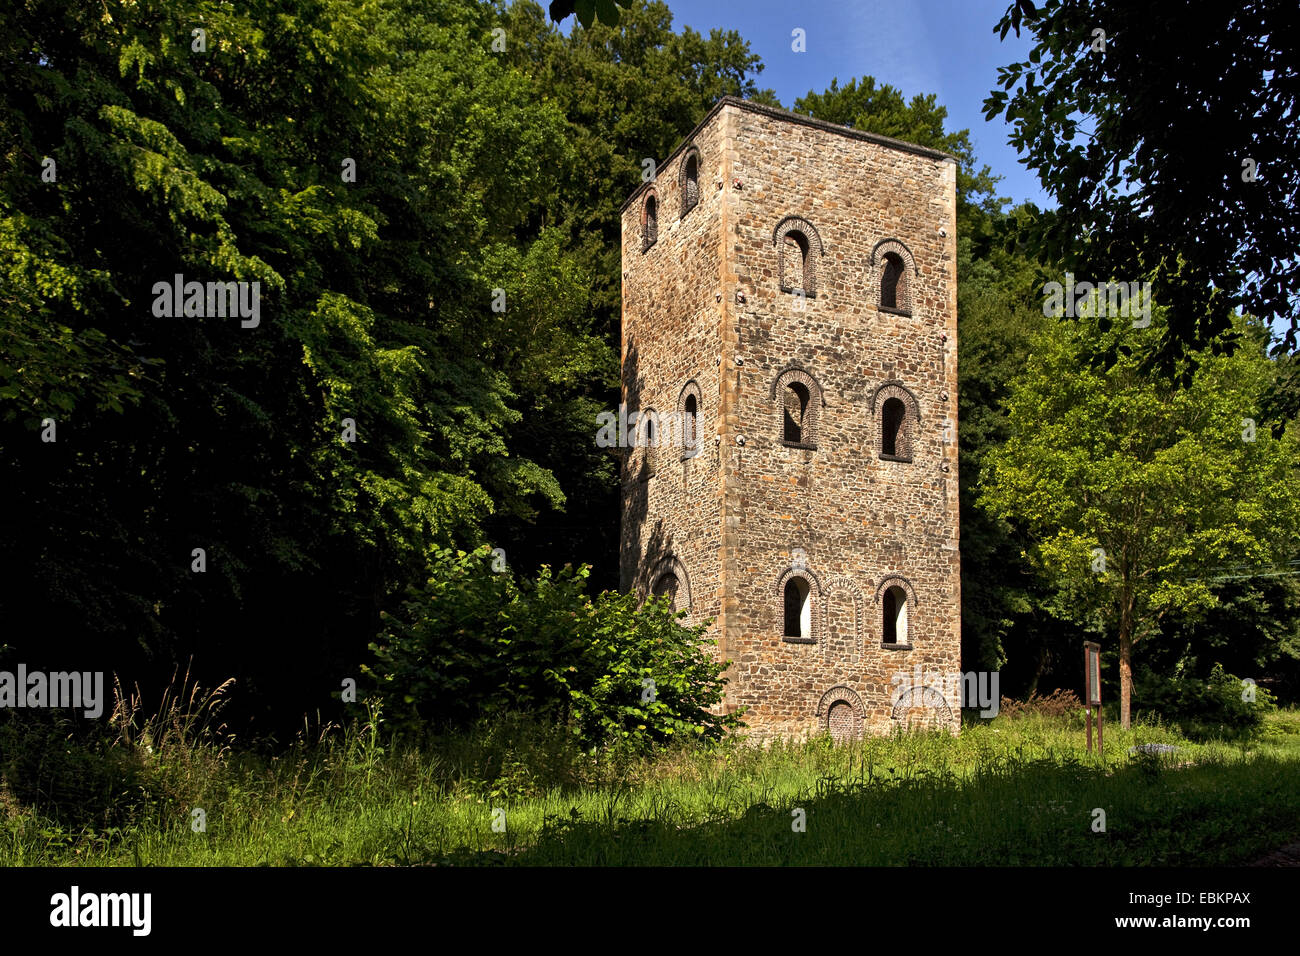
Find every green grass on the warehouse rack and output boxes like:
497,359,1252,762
4,703,1299,866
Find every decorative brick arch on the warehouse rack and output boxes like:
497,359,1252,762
641,187,660,252
771,365,825,449
891,683,953,724
816,685,866,741
871,381,921,461
772,216,824,297
870,239,916,314
776,563,823,644
679,146,701,217
649,554,693,615
822,577,866,659
874,574,918,607
677,379,703,459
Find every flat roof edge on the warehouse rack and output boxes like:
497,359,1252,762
619,95,959,214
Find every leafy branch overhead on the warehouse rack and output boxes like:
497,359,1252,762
549,0,633,29
985,0,1300,365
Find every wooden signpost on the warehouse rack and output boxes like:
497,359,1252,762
1084,641,1103,756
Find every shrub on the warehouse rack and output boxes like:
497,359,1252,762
997,688,1082,719
363,546,741,750
1135,663,1276,740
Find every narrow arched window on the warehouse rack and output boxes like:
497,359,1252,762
782,231,811,294
683,393,698,457
681,152,699,216
783,382,810,444
784,577,811,639
883,586,909,644
638,409,659,479
880,252,907,311
643,194,658,251
881,397,908,459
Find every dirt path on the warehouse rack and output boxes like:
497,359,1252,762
1249,842,1300,866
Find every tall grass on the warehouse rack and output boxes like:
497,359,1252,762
2,679,1298,866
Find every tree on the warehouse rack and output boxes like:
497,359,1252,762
979,310,1300,727
984,0,1300,364
953,212,1055,677
0,0,605,722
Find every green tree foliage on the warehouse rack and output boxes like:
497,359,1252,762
953,216,1053,677
0,0,604,717
985,0,1300,362
1141,576,1300,708
365,546,739,749
979,310,1300,727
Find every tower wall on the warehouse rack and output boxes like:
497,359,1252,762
620,98,961,739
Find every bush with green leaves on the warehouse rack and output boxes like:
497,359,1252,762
363,547,740,750
1135,663,1276,740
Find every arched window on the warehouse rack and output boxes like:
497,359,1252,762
783,382,810,444
873,383,920,462
881,397,908,458
882,585,908,644
652,572,679,611
642,193,658,251
871,240,915,314
772,367,824,449
880,253,906,309
784,577,811,640
779,565,821,643
773,216,823,297
783,231,810,292
677,380,703,460
680,149,700,217
637,408,659,479
648,556,693,618
683,393,698,456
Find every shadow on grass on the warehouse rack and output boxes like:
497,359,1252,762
443,754,1300,866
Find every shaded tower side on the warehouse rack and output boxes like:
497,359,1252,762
618,113,730,651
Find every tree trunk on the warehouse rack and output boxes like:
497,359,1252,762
1119,597,1133,730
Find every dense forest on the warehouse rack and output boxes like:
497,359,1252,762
3,0,1297,740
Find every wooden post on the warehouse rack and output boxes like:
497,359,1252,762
1084,641,1102,757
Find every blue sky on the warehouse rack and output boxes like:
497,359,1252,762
661,0,1052,209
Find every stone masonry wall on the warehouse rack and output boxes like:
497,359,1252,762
621,98,961,740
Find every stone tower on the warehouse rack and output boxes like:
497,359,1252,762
618,97,960,740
